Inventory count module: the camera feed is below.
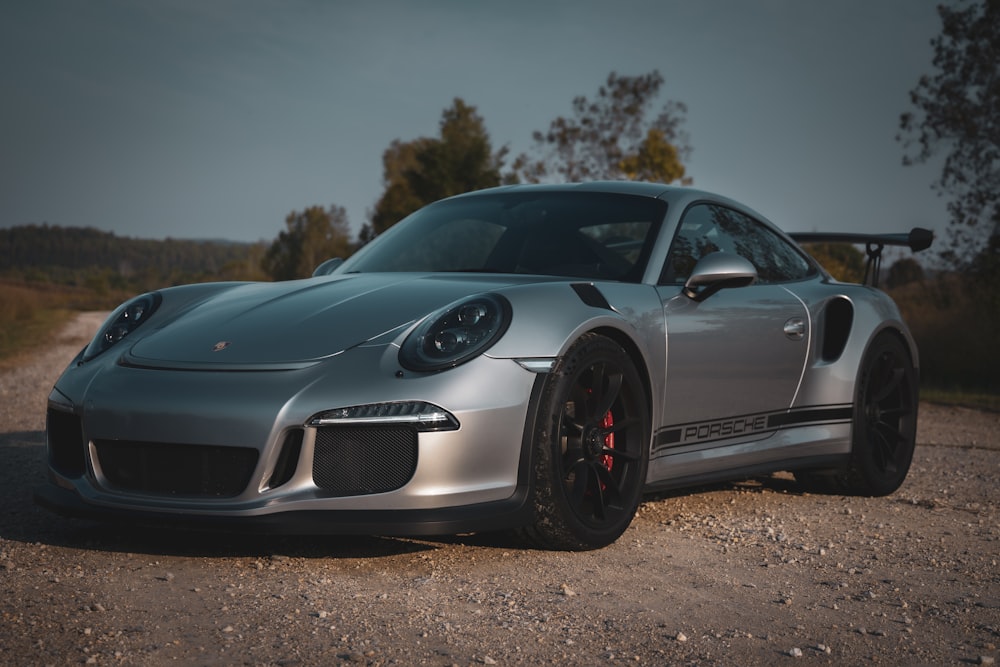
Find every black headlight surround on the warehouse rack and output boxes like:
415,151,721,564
82,292,162,362
399,293,512,372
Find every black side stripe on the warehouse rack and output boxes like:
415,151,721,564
767,406,852,428
654,404,852,450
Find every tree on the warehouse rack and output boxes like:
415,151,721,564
366,99,506,237
898,0,999,269
802,243,866,284
262,205,353,281
885,257,926,289
512,70,691,184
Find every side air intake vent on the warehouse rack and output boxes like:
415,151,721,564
821,298,854,362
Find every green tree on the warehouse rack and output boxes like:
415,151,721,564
898,0,999,269
262,205,353,281
513,70,691,184
366,99,506,237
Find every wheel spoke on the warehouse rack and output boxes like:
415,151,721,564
872,427,898,474
594,464,623,506
602,444,639,462
872,367,905,404
587,362,623,422
589,472,607,520
569,460,590,506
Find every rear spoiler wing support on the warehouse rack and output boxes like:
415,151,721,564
789,227,933,288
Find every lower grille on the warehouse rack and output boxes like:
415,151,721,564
313,426,417,496
94,440,258,498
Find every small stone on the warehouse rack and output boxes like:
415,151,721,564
789,647,803,658
559,584,576,596
675,632,688,642
977,657,995,666
222,625,234,633
483,657,498,665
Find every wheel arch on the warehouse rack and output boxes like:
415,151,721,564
585,325,655,432
863,323,919,374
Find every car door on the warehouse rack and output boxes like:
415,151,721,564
653,203,816,451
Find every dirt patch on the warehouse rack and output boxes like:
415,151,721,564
1,313,997,666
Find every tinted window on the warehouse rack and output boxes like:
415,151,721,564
660,204,814,284
340,192,667,282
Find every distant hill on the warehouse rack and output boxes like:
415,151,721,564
0,224,267,291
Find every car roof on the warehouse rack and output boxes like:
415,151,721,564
455,181,677,199
440,182,785,244
449,182,758,214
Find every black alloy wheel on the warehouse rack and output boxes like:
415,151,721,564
521,333,649,550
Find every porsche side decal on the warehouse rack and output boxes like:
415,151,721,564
653,405,853,451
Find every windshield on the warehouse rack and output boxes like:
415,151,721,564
338,191,667,282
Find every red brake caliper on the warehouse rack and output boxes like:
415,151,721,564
601,410,615,473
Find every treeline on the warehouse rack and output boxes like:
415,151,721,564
0,224,267,295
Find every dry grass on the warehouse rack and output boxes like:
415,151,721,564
0,282,113,369
889,276,999,404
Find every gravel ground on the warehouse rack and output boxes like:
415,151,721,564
1,313,997,666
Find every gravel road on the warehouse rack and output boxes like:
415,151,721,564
1,313,997,666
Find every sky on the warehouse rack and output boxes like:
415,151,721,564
1,0,950,246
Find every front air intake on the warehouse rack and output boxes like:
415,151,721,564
94,440,259,498
47,408,87,478
312,426,417,496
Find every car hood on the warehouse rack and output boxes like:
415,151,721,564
125,273,542,369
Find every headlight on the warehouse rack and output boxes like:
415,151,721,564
309,401,459,431
83,292,161,361
399,293,511,372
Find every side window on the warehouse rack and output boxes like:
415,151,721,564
660,204,814,284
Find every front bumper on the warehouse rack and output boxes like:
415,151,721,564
37,345,548,535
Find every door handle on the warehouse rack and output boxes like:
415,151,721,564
783,317,806,340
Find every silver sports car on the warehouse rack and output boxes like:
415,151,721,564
37,182,933,550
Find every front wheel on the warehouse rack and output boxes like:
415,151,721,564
519,334,650,550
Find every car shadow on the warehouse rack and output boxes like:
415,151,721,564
0,431,523,559
642,473,805,503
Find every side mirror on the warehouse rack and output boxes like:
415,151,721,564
683,252,757,301
312,257,344,277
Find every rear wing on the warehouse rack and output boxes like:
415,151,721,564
789,227,933,288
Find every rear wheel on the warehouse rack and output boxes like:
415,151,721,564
519,334,650,550
797,332,918,495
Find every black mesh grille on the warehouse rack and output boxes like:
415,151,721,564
313,426,417,496
47,409,86,477
94,440,258,498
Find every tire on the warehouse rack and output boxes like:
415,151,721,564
796,332,918,496
519,333,650,550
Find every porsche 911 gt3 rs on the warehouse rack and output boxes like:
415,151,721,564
36,182,932,550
